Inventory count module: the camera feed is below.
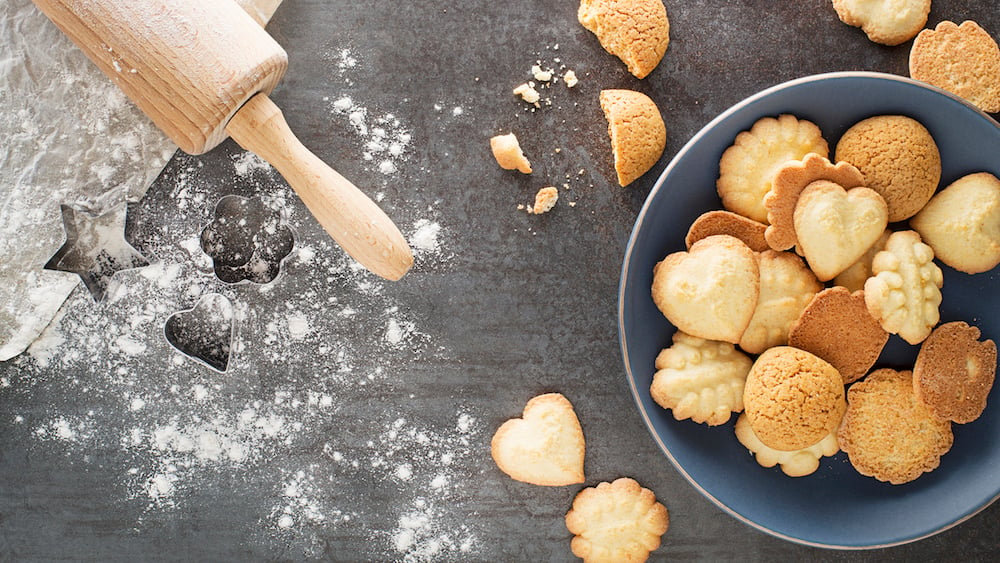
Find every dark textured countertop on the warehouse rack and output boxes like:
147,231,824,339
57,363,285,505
1,0,998,560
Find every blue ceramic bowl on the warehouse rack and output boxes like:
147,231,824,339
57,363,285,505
619,72,1000,548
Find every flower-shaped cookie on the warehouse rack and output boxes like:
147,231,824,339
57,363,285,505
864,230,943,345
200,195,294,284
734,413,839,477
650,331,752,425
565,477,669,563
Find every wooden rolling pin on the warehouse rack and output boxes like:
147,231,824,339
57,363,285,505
32,0,413,281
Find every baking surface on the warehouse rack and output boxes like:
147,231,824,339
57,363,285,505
1,0,998,560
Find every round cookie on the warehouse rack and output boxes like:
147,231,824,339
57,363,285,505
834,115,941,222
743,346,846,451
599,89,666,187
838,369,954,485
911,172,1000,274
913,321,997,424
578,0,670,79
832,0,930,46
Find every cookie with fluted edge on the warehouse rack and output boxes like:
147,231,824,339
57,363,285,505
743,346,846,451
834,115,941,222
650,331,752,426
839,369,953,485
718,114,828,224
788,287,889,384
763,153,865,251
739,250,822,355
864,230,943,345
599,89,666,187
911,172,1000,274
652,235,759,344
491,393,585,486
914,321,997,424
832,0,930,46
910,20,1000,113
685,210,769,253
565,477,669,563
734,413,839,477
578,0,670,79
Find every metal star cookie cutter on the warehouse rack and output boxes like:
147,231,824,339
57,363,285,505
164,293,237,372
200,195,294,285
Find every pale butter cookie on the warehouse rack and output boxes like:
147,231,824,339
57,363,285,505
864,230,943,345
650,331,752,426
599,89,666,187
793,180,889,282
734,413,839,477
652,235,759,344
910,20,1000,113
565,477,669,563
832,0,930,46
839,369,953,485
834,115,941,222
578,0,670,79
718,115,828,224
911,172,1000,274
743,346,846,451
685,210,769,253
914,321,997,424
833,229,891,292
491,393,585,486
739,251,822,355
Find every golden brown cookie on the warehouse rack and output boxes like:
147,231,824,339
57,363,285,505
911,172,1000,274
734,413,839,477
739,251,822,355
910,20,1000,113
763,153,865,251
788,287,889,384
838,369,954,485
652,235,759,344
685,210,769,253
914,321,998,424
742,346,846,451
832,0,930,46
578,0,670,79
565,477,669,563
718,115,829,224
864,230,943,345
491,393,586,486
834,115,941,222
599,89,666,187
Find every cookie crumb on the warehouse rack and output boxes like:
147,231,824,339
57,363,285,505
531,187,559,214
513,83,541,105
563,70,579,87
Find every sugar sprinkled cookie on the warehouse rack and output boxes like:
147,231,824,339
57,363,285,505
599,89,666,187
739,250,822,355
734,413,839,477
911,172,1000,274
650,331,752,426
788,287,889,384
910,20,1000,113
834,115,941,222
832,0,930,46
914,322,997,424
685,210,769,253
565,477,669,563
864,230,943,345
839,369,953,485
717,115,828,224
491,393,585,486
578,0,670,79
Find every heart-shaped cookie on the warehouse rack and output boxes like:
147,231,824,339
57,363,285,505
651,235,758,344
164,293,236,372
794,181,888,282
491,393,585,486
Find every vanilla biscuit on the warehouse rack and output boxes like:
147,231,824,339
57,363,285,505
600,89,666,187
914,321,997,424
734,413,839,477
743,346,846,451
490,132,532,174
651,235,759,344
764,153,865,251
838,369,953,485
739,251,822,355
578,0,670,79
650,331,752,426
864,230,943,345
833,229,891,292
565,477,669,563
911,172,1000,274
832,0,930,46
910,20,1000,113
834,115,941,222
491,393,585,486
793,180,889,282
717,115,828,224
788,287,889,384
685,210,769,253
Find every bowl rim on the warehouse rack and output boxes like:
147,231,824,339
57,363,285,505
617,70,1000,550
